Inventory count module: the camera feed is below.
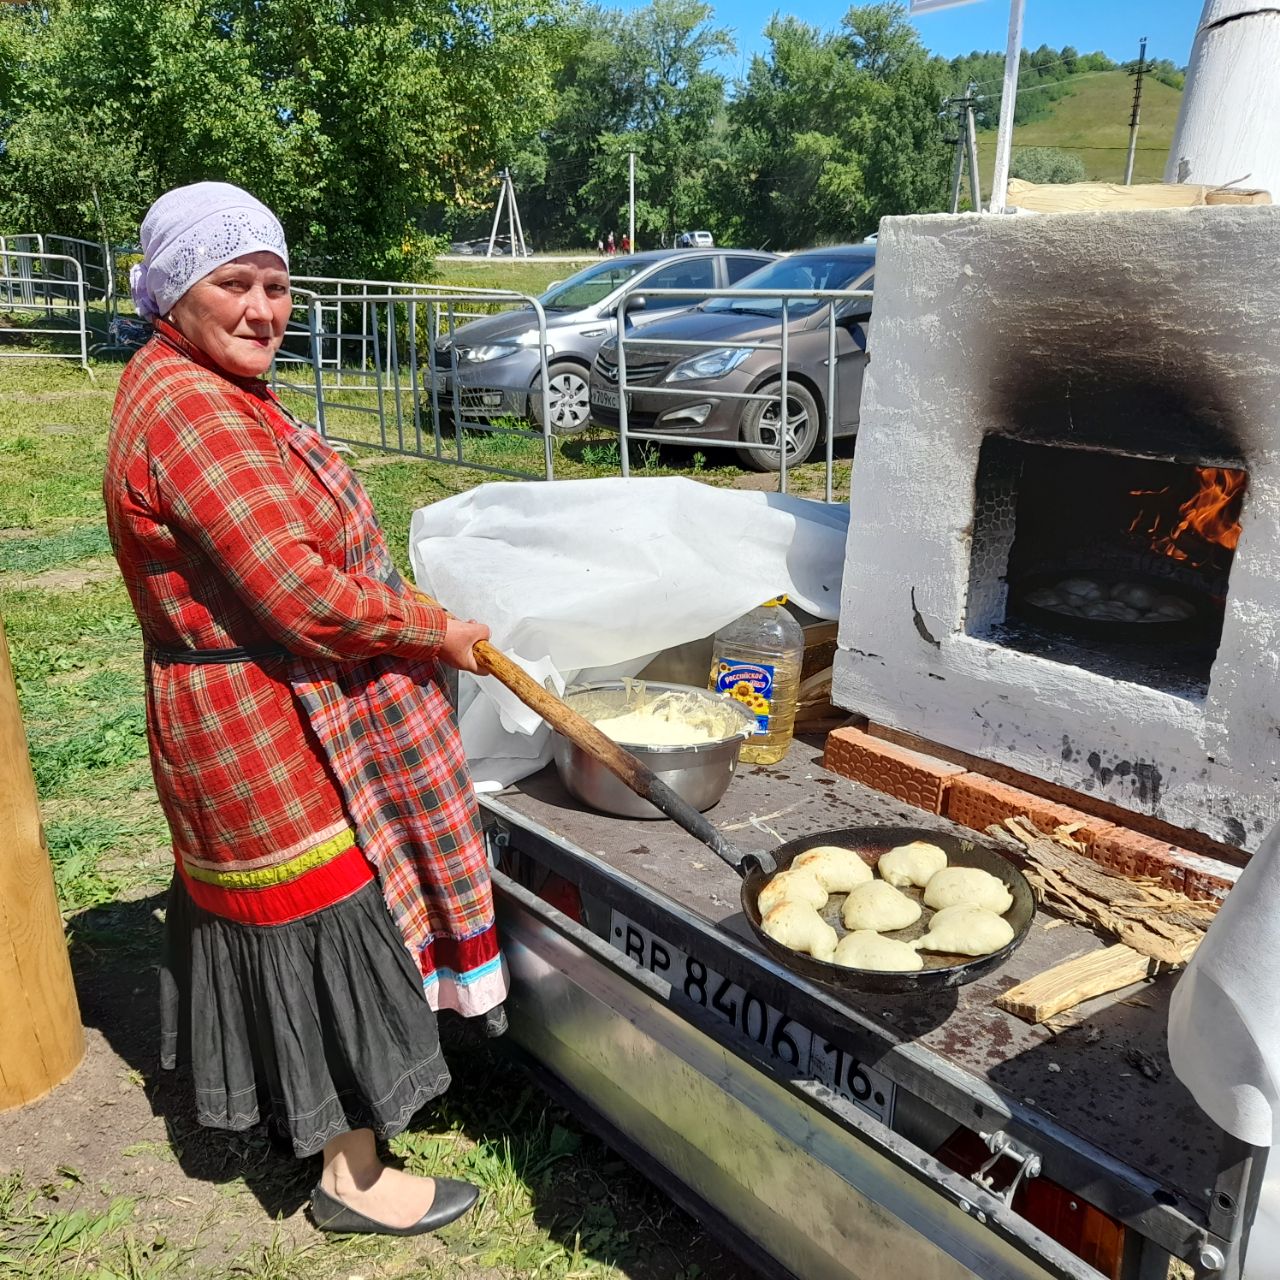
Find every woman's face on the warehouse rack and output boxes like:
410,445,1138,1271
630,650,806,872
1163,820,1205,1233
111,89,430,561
168,251,292,378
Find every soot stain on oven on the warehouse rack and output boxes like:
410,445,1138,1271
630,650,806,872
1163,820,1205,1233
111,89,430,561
982,306,1245,468
1081,751,1163,805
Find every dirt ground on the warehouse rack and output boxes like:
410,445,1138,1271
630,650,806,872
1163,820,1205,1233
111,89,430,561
1,891,761,1279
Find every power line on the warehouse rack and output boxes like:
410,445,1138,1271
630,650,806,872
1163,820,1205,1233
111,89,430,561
976,67,1130,101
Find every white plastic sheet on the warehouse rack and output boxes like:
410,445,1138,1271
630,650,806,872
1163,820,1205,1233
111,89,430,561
408,476,848,788
1168,822,1280,1275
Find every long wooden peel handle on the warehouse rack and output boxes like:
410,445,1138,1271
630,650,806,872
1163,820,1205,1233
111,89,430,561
470,637,749,871
417,591,751,868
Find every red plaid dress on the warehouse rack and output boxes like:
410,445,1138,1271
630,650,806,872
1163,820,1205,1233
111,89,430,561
105,322,506,1017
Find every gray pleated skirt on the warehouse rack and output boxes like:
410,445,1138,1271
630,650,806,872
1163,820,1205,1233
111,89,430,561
159,875,451,1157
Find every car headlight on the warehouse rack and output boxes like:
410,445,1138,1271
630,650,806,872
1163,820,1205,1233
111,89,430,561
665,347,753,382
459,342,519,362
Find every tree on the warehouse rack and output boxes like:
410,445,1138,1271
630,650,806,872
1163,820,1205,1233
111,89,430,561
724,4,951,249
511,0,733,249
0,0,559,277
945,43,1117,130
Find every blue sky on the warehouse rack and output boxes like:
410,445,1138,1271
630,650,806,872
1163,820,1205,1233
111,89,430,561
627,0,1207,82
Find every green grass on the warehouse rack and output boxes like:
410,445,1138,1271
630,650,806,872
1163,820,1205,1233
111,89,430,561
0,1172,191,1278
432,258,590,298
976,69,1184,188
0,525,114,575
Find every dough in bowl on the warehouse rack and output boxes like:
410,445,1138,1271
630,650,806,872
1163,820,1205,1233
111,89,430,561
841,880,922,932
913,904,1015,957
922,866,1013,915
792,845,875,893
757,868,828,916
877,840,948,889
761,901,838,962
833,930,924,972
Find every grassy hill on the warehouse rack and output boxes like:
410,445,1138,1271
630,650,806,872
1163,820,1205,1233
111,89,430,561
974,69,1183,189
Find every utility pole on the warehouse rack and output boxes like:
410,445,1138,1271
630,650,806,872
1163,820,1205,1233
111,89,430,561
486,170,528,258
505,170,518,259
945,84,984,213
628,151,636,253
485,170,507,258
1124,36,1148,185
964,85,983,212
946,101,965,214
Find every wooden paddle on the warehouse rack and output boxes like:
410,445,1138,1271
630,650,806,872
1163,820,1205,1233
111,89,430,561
419,593,750,869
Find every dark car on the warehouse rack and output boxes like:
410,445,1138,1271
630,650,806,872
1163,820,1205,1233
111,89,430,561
588,246,875,470
447,235,529,256
427,248,774,434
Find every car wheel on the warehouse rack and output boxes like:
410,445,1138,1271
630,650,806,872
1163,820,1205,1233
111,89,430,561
531,362,592,436
738,381,822,471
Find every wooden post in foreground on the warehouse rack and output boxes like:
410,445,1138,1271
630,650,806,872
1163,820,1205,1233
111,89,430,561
0,614,83,1110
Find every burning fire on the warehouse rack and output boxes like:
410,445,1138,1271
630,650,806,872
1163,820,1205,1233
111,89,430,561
1129,467,1246,564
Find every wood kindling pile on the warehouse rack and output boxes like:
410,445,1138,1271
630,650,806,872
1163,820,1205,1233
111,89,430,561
990,817,1222,1024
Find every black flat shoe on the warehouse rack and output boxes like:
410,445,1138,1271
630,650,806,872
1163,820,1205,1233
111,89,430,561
310,1179,479,1235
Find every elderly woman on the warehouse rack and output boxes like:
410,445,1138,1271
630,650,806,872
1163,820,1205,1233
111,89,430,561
104,182,505,1236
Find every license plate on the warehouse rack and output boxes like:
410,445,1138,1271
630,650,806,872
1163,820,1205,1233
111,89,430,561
610,912,895,1126
590,386,627,411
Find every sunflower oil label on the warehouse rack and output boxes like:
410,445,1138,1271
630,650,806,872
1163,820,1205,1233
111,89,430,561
714,659,775,734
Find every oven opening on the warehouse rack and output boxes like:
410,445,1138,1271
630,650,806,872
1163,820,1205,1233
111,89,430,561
965,437,1246,698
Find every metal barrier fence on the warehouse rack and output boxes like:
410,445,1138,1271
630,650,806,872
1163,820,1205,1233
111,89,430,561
612,283,871,502
269,273,864,499
0,250,89,368
0,239,863,497
45,235,115,309
0,234,114,309
272,282,558,482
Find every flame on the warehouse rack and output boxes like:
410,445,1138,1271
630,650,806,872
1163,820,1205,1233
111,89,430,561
1129,467,1245,564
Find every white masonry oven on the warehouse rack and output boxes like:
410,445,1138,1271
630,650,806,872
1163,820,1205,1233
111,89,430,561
834,207,1280,851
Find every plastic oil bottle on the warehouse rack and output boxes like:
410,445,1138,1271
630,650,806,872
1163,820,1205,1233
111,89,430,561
708,596,805,765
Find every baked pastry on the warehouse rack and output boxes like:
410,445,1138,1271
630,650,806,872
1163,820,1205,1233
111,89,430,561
922,866,1013,915
792,845,874,893
877,840,948,889
757,868,828,916
913,904,1014,956
761,901,838,962
832,930,924,972
840,880,922,933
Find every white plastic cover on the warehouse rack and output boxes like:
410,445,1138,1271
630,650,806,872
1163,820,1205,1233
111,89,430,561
408,476,849,788
1168,822,1280,1275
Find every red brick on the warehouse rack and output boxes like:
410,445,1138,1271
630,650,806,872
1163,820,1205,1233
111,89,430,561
1090,829,1240,899
823,726,964,816
943,773,1113,848
1182,862,1238,903
865,721,1245,865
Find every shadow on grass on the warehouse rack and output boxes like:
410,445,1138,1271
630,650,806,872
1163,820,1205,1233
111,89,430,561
69,891,756,1279
67,892,316,1224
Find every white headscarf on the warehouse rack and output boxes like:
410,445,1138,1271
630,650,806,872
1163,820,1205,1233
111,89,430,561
129,181,289,321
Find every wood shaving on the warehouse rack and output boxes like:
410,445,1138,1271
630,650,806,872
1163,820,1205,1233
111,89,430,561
989,817,1219,965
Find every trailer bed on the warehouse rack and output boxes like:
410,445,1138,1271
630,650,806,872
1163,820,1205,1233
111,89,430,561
480,738,1256,1277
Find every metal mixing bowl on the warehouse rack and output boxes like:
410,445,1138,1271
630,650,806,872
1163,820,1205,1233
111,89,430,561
552,679,757,820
